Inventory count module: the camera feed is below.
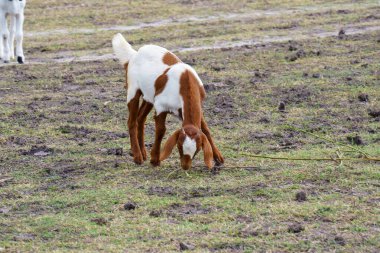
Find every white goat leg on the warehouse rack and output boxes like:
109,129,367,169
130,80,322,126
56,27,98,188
0,13,10,63
9,15,15,60
9,15,16,60
15,12,24,63
0,0,26,63
0,7,3,60
0,29,3,59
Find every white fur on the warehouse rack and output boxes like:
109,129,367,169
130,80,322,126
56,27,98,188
113,34,204,120
183,136,197,157
0,0,26,63
112,33,136,65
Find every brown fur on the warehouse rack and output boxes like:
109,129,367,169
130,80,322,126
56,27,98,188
154,68,170,96
127,89,143,164
137,101,153,161
201,115,224,165
162,51,181,66
160,129,180,162
150,112,168,166
179,70,202,128
201,132,213,168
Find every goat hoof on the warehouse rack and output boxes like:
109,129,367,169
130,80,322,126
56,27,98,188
150,160,160,167
17,56,24,64
133,157,144,165
141,148,148,161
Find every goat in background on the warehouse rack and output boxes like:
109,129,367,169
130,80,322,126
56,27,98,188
0,0,26,64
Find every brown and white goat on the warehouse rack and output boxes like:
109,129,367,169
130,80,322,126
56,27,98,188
112,33,224,170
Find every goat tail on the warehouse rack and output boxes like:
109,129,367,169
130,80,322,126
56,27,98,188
112,33,136,65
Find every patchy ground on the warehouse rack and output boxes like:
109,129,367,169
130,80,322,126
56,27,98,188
0,0,379,252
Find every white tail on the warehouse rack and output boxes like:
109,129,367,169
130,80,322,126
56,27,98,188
112,33,136,65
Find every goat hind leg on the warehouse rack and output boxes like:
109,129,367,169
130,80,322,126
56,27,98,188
127,90,144,165
137,100,153,161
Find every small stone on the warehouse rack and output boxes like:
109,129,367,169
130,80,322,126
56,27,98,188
338,29,346,39
123,202,137,211
179,242,194,251
204,84,216,91
90,218,107,226
107,148,123,156
358,93,369,102
34,151,51,157
350,59,360,64
0,207,10,214
258,117,270,123
115,148,123,156
368,110,380,118
149,210,162,217
288,55,298,62
347,135,363,145
312,73,320,78
211,66,223,72
278,102,286,112
296,49,306,58
295,191,307,202
288,223,304,233
13,234,35,242
118,133,128,138
334,236,346,246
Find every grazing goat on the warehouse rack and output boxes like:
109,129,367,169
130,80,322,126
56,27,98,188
112,33,224,170
0,0,26,64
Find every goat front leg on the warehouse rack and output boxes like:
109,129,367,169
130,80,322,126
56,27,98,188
0,14,10,63
137,100,153,161
127,90,144,164
0,32,3,60
201,115,224,165
9,15,16,60
150,112,167,167
15,13,24,64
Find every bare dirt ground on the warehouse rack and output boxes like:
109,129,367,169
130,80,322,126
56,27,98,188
0,0,379,252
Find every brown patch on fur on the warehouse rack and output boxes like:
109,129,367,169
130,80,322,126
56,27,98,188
179,70,202,128
163,51,181,66
154,68,170,96
160,129,181,161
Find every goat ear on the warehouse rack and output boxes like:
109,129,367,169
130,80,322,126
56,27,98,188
201,133,213,169
160,129,181,161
